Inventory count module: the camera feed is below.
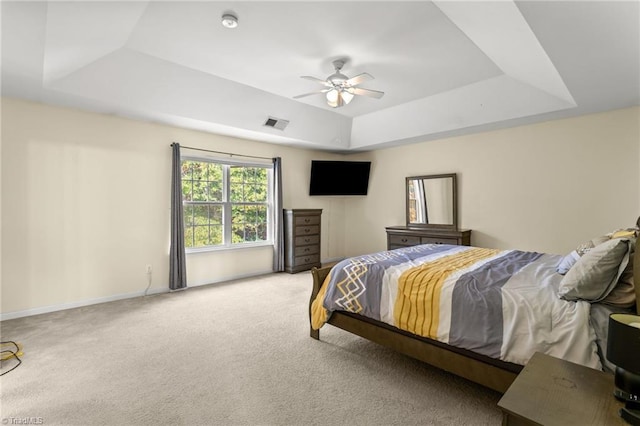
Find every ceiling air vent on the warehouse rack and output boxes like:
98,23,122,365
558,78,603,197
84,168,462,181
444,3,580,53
263,116,289,131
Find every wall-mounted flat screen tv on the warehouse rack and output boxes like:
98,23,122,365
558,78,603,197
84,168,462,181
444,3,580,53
309,160,371,196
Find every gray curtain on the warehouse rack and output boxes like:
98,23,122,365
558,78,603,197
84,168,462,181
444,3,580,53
169,143,187,290
272,157,284,272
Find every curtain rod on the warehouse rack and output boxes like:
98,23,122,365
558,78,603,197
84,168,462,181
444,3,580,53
170,143,272,161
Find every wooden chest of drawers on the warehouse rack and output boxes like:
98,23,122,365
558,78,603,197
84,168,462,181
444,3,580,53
385,226,471,250
284,209,322,273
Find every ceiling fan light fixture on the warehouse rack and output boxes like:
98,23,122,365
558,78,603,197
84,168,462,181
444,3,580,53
296,58,384,108
326,89,339,108
221,13,238,29
341,90,354,105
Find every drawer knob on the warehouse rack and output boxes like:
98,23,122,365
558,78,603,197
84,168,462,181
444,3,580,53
304,238,310,243
401,238,408,242
304,218,310,223
305,228,310,233
304,257,310,262
304,248,310,252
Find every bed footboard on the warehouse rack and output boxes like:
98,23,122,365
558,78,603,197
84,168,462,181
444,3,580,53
307,263,520,392
309,266,332,339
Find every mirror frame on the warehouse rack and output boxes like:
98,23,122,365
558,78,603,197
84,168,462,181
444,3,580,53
405,173,458,230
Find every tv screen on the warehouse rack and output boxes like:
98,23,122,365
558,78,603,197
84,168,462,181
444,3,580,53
309,160,371,196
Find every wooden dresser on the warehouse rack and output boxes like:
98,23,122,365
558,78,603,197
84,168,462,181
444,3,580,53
385,226,471,250
284,209,322,273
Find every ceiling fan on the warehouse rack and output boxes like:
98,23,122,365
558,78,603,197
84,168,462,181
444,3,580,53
294,59,384,108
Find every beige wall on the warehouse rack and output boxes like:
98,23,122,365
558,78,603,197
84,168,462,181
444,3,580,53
2,98,638,317
346,107,640,257
0,98,345,316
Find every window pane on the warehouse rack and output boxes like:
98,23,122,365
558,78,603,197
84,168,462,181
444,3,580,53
208,225,223,246
193,205,208,225
192,162,206,181
231,224,245,243
182,180,193,202
230,166,244,182
231,205,245,224
181,161,193,180
255,184,268,202
184,205,194,226
255,168,267,181
229,181,244,202
193,226,209,247
208,163,223,183
244,224,257,241
244,184,257,202
244,205,257,223
192,180,208,202
256,205,267,222
207,181,222,201
257,223,267,241
209,205,223,224
245,167,256,182
184,226,194,248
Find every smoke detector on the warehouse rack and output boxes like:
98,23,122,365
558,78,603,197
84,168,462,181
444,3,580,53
221,13,238,29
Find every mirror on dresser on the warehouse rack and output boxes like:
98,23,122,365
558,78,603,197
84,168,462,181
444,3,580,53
387,173,468,250
406,173,457,230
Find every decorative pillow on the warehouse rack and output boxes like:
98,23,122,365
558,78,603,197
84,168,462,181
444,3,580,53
611,229,636,239
603,237,636,308
558,238,631,303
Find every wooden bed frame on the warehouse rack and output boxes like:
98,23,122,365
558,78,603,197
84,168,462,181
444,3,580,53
309,231,640,394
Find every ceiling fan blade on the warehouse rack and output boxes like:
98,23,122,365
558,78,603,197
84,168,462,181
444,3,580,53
345,72,374,86
349,87,385,99
300,76,332,87
293,89,330,99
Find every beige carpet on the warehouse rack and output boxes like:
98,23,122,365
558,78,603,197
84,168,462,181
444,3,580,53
0,271,502,425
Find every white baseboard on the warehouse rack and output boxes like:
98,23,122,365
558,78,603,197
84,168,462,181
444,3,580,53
1,265,327,321
0,269,275,321
187,269,274,288
0,287,169,321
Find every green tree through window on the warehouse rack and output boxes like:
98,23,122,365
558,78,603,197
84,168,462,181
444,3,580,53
181,158,272,249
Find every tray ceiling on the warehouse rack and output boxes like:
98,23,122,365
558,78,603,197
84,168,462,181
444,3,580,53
2,1,638,151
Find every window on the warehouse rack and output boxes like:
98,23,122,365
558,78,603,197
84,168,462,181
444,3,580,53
181,157,272,250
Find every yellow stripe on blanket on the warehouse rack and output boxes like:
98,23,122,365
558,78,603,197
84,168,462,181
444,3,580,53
311,271,332,330
394,248,499,339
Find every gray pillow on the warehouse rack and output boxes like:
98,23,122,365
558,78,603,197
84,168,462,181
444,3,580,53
558,238,631,303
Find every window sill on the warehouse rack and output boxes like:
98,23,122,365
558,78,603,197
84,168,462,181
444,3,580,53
186,241,273,254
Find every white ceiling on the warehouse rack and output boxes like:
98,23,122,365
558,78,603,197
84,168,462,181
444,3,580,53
2,1,639,152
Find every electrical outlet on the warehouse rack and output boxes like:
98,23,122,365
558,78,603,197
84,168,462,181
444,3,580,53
146,264,152,274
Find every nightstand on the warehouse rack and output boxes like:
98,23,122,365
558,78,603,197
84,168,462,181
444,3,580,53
498,352,626,425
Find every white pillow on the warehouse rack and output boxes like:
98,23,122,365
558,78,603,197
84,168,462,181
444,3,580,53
556,250,580,275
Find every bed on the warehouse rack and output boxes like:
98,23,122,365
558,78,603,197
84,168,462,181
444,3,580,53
308,222,640,393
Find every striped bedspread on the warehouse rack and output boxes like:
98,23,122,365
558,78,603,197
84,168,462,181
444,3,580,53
311,244,602,369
